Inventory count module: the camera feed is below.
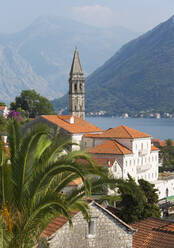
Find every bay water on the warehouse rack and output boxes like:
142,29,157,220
86,117,174,140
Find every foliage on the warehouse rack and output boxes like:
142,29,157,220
53,16,174,116
10,90,55,118
0,103,6,106
0,120,112,248
116,175,160,223
157,139,174,172
7,110,23,122
0,116,8,135
138,179,160,219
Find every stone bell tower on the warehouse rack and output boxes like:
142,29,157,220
69,48,85,119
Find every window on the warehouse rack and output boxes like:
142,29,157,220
88,220,95,236
74,84,77,91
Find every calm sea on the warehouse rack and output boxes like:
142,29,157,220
86,117,174,140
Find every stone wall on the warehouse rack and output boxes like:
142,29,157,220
49,203,133,248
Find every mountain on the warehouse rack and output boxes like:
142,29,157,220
0,16,138,104
53,15,174,116
0,45,58,103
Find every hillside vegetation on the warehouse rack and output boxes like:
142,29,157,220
53,16,174,116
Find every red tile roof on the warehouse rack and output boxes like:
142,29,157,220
131,217,174,248
68,178,83,186
42,211,79,237
88,140,132,155
152,139,174,147
84,125,151,139
151,146,159,151
159,140,174,147
0,106,6,110
41,115,103,134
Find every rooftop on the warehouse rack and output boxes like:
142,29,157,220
88,140,132,155
0,106,6,110
41,115,103,134
84,125,151,139
131,217,174,248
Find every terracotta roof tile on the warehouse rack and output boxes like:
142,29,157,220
42,211,79,237
131,217,174,248
84,125,151,139
88,140,132,155
159,140,174,147
0,106,6,110
41,115,103,134
151,146,159,151
68,178,83,186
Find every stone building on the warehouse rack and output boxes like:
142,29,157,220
42,201,135,248
22,114,103,150
69,48,85,119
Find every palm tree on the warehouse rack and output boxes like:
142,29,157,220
0,120,112,248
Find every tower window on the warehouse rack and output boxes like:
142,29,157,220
80,83,82,90
74,84,77,91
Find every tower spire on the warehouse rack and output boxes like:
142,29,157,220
69,48,85,119
70,48,83,76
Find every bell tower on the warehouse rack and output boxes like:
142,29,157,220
69,48,85,119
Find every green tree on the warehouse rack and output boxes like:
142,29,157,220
116,175,160,223
0,120,111,248
0,116,8,135
0,102,6,106
10,90,55,118
158,139,174,171
138,179,160,218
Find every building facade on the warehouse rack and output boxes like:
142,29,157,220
42,202,135,248
84,125,159,183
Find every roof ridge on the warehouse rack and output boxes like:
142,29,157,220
92,202,136,232
114,139,132,153
122,125,133,138
113,140,124,154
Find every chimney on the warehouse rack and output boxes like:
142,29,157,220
70,116,74,124
107,160,111,166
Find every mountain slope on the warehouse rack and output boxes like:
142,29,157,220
0,16,138,104
0,45,58,103
53,15,174,115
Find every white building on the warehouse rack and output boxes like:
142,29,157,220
0,105,9,118
83,125,174,199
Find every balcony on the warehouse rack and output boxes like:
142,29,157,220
138,149,148,156
137,164,151,173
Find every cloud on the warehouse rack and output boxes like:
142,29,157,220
72,5,114,27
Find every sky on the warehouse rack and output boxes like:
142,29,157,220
0,0,174,33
